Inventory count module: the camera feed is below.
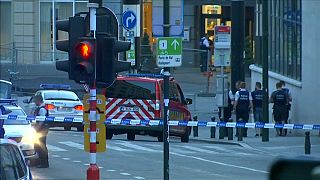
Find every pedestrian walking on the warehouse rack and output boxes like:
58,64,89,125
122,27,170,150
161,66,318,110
33,95,49,168
270,82,289,136
251,82,263,137
199,33,210,72
279,80,292,135
233,82,253,137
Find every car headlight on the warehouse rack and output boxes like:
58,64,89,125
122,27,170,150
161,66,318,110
21,128,40,145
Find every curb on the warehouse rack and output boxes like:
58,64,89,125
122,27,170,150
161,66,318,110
189,137,245,147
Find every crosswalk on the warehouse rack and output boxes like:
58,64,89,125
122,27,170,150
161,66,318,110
47,140,263,157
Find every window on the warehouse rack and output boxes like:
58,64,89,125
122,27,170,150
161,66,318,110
106,80,156,100
255,0,301,81
0,1,12,62
43,91,79,101
202,5,222,15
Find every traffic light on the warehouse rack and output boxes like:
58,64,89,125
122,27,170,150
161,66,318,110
73,37,96,83
96,37,131,87
55,16,86,81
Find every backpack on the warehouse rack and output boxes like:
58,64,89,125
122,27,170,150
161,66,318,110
199,37,206,49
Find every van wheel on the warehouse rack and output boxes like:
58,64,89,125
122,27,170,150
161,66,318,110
181,127,190,143
127,132,135,141
106,129,113,140
77,126,84,132
28,158,40,167
157,133,163,142
64,126,71,131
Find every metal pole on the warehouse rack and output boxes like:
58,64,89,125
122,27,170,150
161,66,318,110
87,1,99,180
261,0,269,142
163,0,170,180
219,53,225,139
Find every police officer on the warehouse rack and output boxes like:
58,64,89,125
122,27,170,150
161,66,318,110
33,95,49,168
0,104,12,138
199,33,210,72
233,82,253,137
270,82,289,136
251,82,263,137
279,80,292,136
218,82,234,137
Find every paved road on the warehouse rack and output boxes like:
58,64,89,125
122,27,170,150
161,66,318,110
30,128,278,180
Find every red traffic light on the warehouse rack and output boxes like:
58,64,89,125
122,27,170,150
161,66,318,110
76,41,93,59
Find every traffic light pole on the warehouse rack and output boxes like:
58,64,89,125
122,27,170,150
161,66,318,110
87,2,99,180
163,0,170,180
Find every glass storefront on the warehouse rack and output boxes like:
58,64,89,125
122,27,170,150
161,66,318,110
0,1,12,62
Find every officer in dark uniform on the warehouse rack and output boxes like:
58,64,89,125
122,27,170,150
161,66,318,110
33,95,49,168
0,104,11,138
233,82,253,137
218,82,234,137
251,82,263,137
270,82,289,136
279,80,292,136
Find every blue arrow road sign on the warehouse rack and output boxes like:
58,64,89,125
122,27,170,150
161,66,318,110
122,10,137,30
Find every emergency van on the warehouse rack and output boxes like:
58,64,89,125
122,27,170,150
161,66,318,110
104,74,193,142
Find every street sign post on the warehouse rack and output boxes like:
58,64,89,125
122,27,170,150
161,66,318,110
84,124,106,152
83,94,106,124
122,4,140,67
214,26,231,67
156,37,182,67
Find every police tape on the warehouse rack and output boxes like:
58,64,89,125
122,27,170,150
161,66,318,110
1,115,320,130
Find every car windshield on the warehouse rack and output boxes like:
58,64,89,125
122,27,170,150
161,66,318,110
43,91,79,101
106,80,156,100
7,109,26,116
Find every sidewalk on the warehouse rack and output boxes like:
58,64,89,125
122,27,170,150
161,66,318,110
190,126,320,158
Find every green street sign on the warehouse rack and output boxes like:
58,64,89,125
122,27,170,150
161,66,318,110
157,37,182,67
126,49,135,65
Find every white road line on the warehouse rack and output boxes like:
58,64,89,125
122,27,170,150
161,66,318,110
47,144,67,152
72,160,81,163
170,147,195,154
84,163,90,166
120,173,131,176
179,146,219,154
170,152,269,174
115,142,159,152
203,146,253,156
107,170,117,172
62,157,70,160
134,176,145,179
59,141,83,150
99,167,104,169
51,155,60,158
107,144,133,152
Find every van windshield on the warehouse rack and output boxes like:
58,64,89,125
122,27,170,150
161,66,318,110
106,80,156,100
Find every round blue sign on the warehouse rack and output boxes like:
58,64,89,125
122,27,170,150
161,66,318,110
122,10,137,30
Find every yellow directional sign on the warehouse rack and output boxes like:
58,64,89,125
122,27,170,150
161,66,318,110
83,94,106,124
84,124,106,152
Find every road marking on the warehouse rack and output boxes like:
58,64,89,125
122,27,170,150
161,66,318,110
99,167,104,169
179,145,219,154
59,141,83,150
263,145,320,150
107,144,133,152
107,170,117,172
84,163,90,166
47,144,68,152
170,147,195,154
72,160,82,163
134,176,145,179
51,155,60,158
203,146,252,156
115,141,159,152
170,152,268,174
62,157,70,160
120,173,131,176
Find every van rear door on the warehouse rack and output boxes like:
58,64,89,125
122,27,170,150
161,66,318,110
105,80,157,120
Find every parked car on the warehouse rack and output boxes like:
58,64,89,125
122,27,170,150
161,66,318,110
23,84,83,131
0,138,33,180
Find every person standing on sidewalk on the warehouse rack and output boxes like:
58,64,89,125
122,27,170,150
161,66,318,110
218,82,234,137
33,95,49,168
233,82,253,137
270,82,289,136
251,82,264,137
280,80,292,136
199,34,210,72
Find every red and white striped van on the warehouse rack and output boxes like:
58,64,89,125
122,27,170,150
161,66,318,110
104,74,192,142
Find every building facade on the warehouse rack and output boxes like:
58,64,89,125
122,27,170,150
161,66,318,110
250,0,320,126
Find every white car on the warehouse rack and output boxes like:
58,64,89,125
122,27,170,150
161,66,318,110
0,138,33,180
23,84,83,131
2,102,39,160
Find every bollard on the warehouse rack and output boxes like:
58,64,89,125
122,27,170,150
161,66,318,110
210,117,216,138
219,118,225,139
305,131,311,155
237,119,243,141
193,116,198,137
228,118,233,140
